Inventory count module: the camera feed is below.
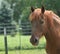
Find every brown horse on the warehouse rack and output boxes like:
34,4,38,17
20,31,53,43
29,6,60,54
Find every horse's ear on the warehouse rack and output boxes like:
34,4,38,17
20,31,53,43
41,5,45,14
31,7,35,12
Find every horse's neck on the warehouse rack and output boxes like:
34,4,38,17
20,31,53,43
45,12,60,51
45,13,60,44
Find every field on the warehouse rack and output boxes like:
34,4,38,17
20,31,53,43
0,33,46,54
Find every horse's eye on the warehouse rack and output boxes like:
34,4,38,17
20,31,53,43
40,19,44,24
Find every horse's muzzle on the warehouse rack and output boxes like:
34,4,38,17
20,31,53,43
30,37,39,46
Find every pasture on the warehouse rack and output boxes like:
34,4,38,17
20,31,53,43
0,34,46,54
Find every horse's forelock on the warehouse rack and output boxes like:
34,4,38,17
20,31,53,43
29,9,41,21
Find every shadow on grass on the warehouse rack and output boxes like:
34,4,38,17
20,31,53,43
20,44,45,50
20,47,45,50
0,44,45,51
0,46,45,51
0,46,20,51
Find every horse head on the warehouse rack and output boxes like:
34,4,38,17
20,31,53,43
29,6,48,46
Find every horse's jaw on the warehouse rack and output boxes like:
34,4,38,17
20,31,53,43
31,41,39,46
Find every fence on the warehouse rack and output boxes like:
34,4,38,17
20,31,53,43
20,20,46,54
0,26,20,54
0,23,16,35
0,20,46,54
0,20,32,54
20,21,31,35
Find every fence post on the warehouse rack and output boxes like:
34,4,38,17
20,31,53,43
4,27,8,54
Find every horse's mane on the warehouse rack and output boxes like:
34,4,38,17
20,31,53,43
45,10,60,25
29,8,41,21
51,12,60,24
44,10,60,30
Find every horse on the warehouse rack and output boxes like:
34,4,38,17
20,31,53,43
29,6,60,54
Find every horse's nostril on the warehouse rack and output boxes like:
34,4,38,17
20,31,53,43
34,38,38,43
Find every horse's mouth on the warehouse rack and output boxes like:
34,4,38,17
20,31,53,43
30,38,39,46
32,41,39,46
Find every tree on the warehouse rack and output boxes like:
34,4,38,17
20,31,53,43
4,0,60,35
44,0,60,16
0,1,16,35
0,1,12,24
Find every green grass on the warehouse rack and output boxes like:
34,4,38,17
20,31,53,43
20,49,46,54
0,34,20,51
20,35,46,54
0,50,20,54
0,33,46,54
21,35,46,49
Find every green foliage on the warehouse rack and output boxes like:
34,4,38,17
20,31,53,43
21,7,30,21
0,1,12,24
5,0,60,22
0,1,17,35
4,0,60,34
20,7,31,35
44,0,60,16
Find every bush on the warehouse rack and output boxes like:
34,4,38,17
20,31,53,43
20,7,31,35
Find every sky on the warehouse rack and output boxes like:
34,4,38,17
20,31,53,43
0,0,3,7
